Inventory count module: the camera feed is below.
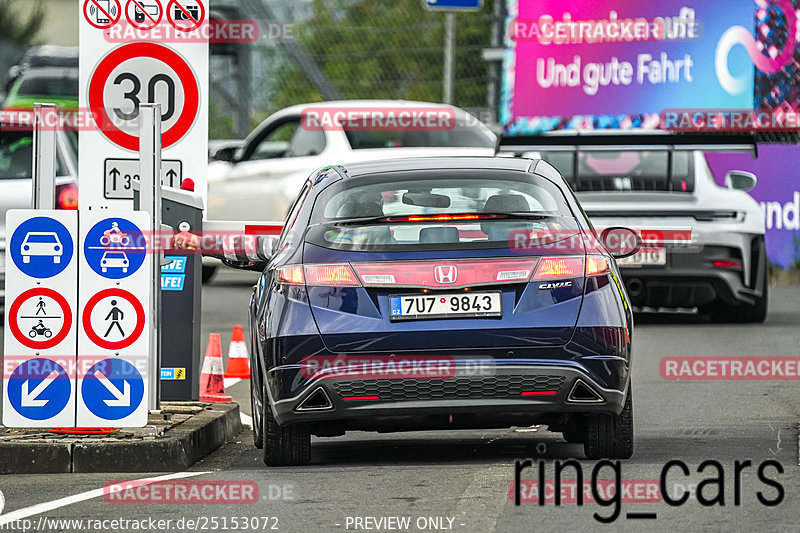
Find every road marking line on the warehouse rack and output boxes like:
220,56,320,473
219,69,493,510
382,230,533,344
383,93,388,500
240,412,253,427
0,471,208,526
451,464,510,532
223,377,241,389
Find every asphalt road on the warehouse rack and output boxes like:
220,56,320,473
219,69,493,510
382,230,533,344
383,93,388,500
1,268,799,533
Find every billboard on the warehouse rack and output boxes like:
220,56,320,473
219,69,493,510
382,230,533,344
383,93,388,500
706,147,800,269
502,0,797,134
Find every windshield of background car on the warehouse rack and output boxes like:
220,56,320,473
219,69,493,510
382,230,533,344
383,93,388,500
16,73,79,98
540,149,694,193
0,131,67,179
344,121,496,150
306,170,579,252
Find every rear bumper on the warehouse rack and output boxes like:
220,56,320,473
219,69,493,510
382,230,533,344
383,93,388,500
619,242,765,308
269,361,628,428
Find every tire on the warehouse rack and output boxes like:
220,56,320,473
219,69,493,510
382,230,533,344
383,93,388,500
250,369,264,449
262,383,311,466
583,388,634,460
202,265,217,283
562,424,584,444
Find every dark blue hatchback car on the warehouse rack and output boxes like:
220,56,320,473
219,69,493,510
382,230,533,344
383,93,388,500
230,157,635,465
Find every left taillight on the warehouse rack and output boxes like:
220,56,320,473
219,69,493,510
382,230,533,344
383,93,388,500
277,264,360,287
56,183,78,210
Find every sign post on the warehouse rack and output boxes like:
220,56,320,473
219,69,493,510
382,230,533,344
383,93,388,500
31,103,58,210
424,1,483,104
3,211,79,427
139,103,163,413
76,211,152,427
79,0,209,209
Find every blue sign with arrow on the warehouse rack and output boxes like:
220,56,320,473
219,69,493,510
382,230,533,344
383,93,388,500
83,218,147,279
9,217,74,279
425,0,482,10
7,358,71,420
82,359,145,420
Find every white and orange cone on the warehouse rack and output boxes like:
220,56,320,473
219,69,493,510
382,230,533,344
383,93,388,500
200,333,232,403
224,325,251,379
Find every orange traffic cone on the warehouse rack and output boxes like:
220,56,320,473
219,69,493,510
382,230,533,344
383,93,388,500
199,333,232,403
224,325,251,379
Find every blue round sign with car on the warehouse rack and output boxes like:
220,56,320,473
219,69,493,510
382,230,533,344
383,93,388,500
9,217,74,278
83,218,146,279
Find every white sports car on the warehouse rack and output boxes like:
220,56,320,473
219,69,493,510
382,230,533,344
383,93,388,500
500,131,767,323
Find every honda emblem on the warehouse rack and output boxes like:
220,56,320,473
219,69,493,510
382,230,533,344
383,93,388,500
434,265,458,284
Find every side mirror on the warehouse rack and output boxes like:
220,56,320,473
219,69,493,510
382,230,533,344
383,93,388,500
725,170,757,192
210,145,238,163
600,227,642,259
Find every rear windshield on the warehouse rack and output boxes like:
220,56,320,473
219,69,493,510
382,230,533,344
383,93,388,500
541,150,694,192
307,170,579,252
17,73,79,98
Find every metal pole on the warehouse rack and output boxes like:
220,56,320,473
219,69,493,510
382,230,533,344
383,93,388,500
139,104,163,413
444,12,456,104
31,103,57,209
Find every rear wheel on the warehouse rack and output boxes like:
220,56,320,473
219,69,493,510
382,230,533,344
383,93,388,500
562,424,584,444
262,385,311,466
702,271,768,324
583,388,633,460
250,373,263,449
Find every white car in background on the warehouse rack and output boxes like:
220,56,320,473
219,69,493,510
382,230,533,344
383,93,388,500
203,100,498,280
0,126,79,301
500,131,767,323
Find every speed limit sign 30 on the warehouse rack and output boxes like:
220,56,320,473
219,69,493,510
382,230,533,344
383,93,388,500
79,0,208,209
88,42,200,151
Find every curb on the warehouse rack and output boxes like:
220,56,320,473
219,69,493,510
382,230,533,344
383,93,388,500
0,403,242,474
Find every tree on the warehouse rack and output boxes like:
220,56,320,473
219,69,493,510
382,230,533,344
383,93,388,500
267,0,496,115
0,0,46,47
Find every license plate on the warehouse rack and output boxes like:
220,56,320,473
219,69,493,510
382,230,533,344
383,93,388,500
389,292,502,321
617,248,666,267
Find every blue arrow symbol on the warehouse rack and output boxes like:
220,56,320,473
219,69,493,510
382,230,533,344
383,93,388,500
21,370,59,407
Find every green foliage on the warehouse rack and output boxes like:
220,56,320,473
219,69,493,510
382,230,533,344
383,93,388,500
209,97,235,140
0,0,45,47
267,0,496,115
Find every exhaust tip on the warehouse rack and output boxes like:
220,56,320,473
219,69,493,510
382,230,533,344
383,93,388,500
296,387,333,411
567,380,604,403
626,278,644,298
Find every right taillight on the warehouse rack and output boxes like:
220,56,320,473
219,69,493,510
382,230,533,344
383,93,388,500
530,255,610,280
585,255,610,276
532,256,585,280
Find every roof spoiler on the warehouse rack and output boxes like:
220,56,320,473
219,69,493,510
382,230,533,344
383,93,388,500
497,131,758,157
